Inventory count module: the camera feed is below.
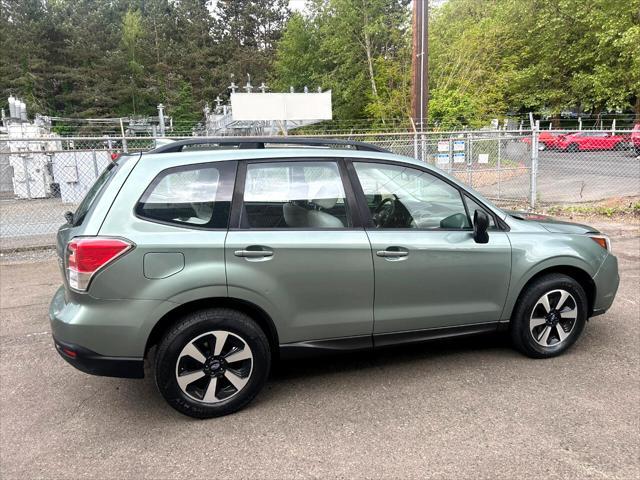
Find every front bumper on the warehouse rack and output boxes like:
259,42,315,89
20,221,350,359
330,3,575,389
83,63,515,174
53,337,144,378
592,253,620,316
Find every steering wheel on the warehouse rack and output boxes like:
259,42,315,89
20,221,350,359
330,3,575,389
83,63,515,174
373,197,396,227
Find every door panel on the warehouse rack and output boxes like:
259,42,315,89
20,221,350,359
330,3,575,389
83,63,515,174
349,160,511,334
226,231,374,343
366,230,511,333
225,159,374,345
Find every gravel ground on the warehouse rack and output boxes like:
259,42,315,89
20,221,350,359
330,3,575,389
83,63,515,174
0,220,638,479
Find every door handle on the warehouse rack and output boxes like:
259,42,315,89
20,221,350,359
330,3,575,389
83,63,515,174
234,249,274,258
376,249,408,258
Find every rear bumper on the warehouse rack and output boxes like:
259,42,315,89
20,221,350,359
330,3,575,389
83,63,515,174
53,337,144,379
48,285,170,378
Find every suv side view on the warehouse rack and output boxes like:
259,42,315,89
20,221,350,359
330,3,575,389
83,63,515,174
49,138,619,418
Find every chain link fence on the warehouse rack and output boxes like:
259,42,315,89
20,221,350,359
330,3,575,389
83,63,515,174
1,129,638,252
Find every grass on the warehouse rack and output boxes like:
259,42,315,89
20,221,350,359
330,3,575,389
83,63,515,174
544,197,640,221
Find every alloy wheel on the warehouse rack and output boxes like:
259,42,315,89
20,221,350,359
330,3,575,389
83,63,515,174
529,289,578,347
175,330,253,403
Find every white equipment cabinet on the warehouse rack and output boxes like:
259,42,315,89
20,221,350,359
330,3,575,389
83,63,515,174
6,123,59,199
52,150,110,203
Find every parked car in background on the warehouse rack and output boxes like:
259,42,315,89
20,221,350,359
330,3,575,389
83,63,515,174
555,131,630,152
632,124,640,155
49,138,619,418
522,131,560,151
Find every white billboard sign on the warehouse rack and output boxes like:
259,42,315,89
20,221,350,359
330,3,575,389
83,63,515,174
231,91,332,121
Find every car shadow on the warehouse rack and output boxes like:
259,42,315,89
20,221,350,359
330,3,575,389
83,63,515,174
117,331,516,419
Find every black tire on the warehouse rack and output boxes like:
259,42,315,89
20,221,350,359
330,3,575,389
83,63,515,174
510,274,588,359
566,143,579,152
612,142,625,151
155,308,271,419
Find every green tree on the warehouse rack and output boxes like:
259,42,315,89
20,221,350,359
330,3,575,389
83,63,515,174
273,0,410,123
211,0,290,98
428,0,640,125
122,9,144,114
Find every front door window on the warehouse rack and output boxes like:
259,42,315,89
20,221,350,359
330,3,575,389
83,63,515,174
353,162,471,230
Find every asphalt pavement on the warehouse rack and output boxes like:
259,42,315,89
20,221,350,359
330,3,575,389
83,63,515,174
0,219,638,479
492,149,640,203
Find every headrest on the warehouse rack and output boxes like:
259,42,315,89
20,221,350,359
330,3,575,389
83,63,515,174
312,185,340,209
313,197,338,209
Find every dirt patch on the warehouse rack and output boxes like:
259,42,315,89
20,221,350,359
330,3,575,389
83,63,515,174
450,162,528,188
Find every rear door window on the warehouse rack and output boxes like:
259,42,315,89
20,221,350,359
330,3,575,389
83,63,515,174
241,161,352,229
136,161,236,228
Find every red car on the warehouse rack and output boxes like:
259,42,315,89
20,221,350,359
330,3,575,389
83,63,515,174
555,131,630,152
521,131,560,151
632,123,640,155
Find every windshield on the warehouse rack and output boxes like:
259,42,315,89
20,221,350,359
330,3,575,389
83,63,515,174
72,161,119,226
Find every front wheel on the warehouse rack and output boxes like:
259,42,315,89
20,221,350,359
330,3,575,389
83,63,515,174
155,308,271,418
510,274,588,358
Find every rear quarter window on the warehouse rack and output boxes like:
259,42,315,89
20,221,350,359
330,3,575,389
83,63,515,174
136,161,236,228
73,161,119,226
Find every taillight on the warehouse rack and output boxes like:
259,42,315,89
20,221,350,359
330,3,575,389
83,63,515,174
110,152,120,161
66,237,133,291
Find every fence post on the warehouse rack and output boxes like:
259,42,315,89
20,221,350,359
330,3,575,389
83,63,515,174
530,121,539,210
468,133,473,186
497,132,502,201
119,118,128,153
22,156,32,199
409,117,419,160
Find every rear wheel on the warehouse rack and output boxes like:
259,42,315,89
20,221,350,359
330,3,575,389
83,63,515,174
613,142,625,151
510,274,588,358
155,308,270,418
566,143,579,152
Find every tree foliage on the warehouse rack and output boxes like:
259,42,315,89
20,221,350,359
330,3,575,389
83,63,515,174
429,0,640,126
273,0,411,123
0,0,637,128
0,0,289,122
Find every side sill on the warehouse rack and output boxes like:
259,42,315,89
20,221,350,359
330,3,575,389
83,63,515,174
279,322,501,359
279,335,373,359
373,322,500,348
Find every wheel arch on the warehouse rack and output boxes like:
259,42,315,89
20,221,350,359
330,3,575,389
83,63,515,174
507,265,596,320
145,297,280,360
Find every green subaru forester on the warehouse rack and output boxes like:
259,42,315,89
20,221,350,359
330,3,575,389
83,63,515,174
49,138,619,418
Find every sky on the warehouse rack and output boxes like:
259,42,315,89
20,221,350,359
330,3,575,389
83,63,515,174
289,0,307,12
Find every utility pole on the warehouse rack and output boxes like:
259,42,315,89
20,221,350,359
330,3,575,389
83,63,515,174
411,0,429,132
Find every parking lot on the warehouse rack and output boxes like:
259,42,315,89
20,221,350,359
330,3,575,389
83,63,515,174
0,219,638,479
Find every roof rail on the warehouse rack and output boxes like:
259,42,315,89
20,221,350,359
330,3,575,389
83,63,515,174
145,137,390,154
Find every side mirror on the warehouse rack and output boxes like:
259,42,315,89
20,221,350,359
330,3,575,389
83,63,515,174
473,210,490,244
